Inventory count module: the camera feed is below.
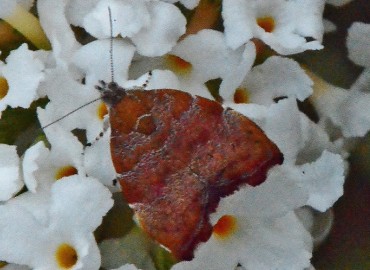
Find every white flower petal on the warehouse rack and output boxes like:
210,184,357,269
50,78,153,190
22,141,49,193
0,44,45,112
145,69,180,90
37,0,81,68
222,0,253,50
334,89,370,137
0,0,16,18
239,56,313,105
131,1,186,56
170,30,255,100
347,22,370,68
213,165,309,220
0,204,101,269
7,187,51,226
0,144,22,201
222,0,324,54
50,175,113,233
297,115,335,163
37,111,86,177
65,0,99,27
0,175,108,269
73,39,135,86
37,68,103,140
178,77,214,99
309,71,370,138
219,42,256,100
261,99,305,163
84,128,117,188
301,151,345,212
83,0,150,38
0,204,47,267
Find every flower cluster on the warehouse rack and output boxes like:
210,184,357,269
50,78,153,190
0,0,368,269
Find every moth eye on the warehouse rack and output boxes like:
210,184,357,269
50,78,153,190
135,114,156,135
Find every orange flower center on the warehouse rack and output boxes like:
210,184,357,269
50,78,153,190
213,215,237,239
234,88,250,103
55,243,78,269
55,166,78,180
97,102,108,120
257,16,275,33
0,77,9,99
165,54,192,75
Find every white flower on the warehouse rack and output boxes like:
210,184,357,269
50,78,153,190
0,175,113,270
171,30,256,99
130,30,256,100
22,118,85,189
173,205,312,270
0,144,23,201
37,0,81,68
9,126,85,225
37,68,104,141
221,56,313,104
82,0,186,56
308,70,370,138
73,39,135,87
0,44,46,113
228,100,345,213
300,151,345,212
222,0,325,55
172,148,343,269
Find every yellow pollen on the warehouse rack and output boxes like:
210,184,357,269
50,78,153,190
234,88,250,103
257,16,275,33
165,54,192,75
97,102,108,120
55,243,78,269
0,77,9,99
213,215,237,239
55,166,78,180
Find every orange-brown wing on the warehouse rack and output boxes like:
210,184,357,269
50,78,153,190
108,89,283,260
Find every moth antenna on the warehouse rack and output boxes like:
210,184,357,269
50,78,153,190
41,97,102,130
108,7,115,83
41,8,116,131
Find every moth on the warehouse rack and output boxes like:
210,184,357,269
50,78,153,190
42,7,283,261
97,79,283,260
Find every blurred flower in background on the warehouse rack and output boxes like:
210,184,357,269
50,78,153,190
0,0,368,269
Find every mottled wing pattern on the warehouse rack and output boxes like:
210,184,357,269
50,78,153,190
108,89,283,260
